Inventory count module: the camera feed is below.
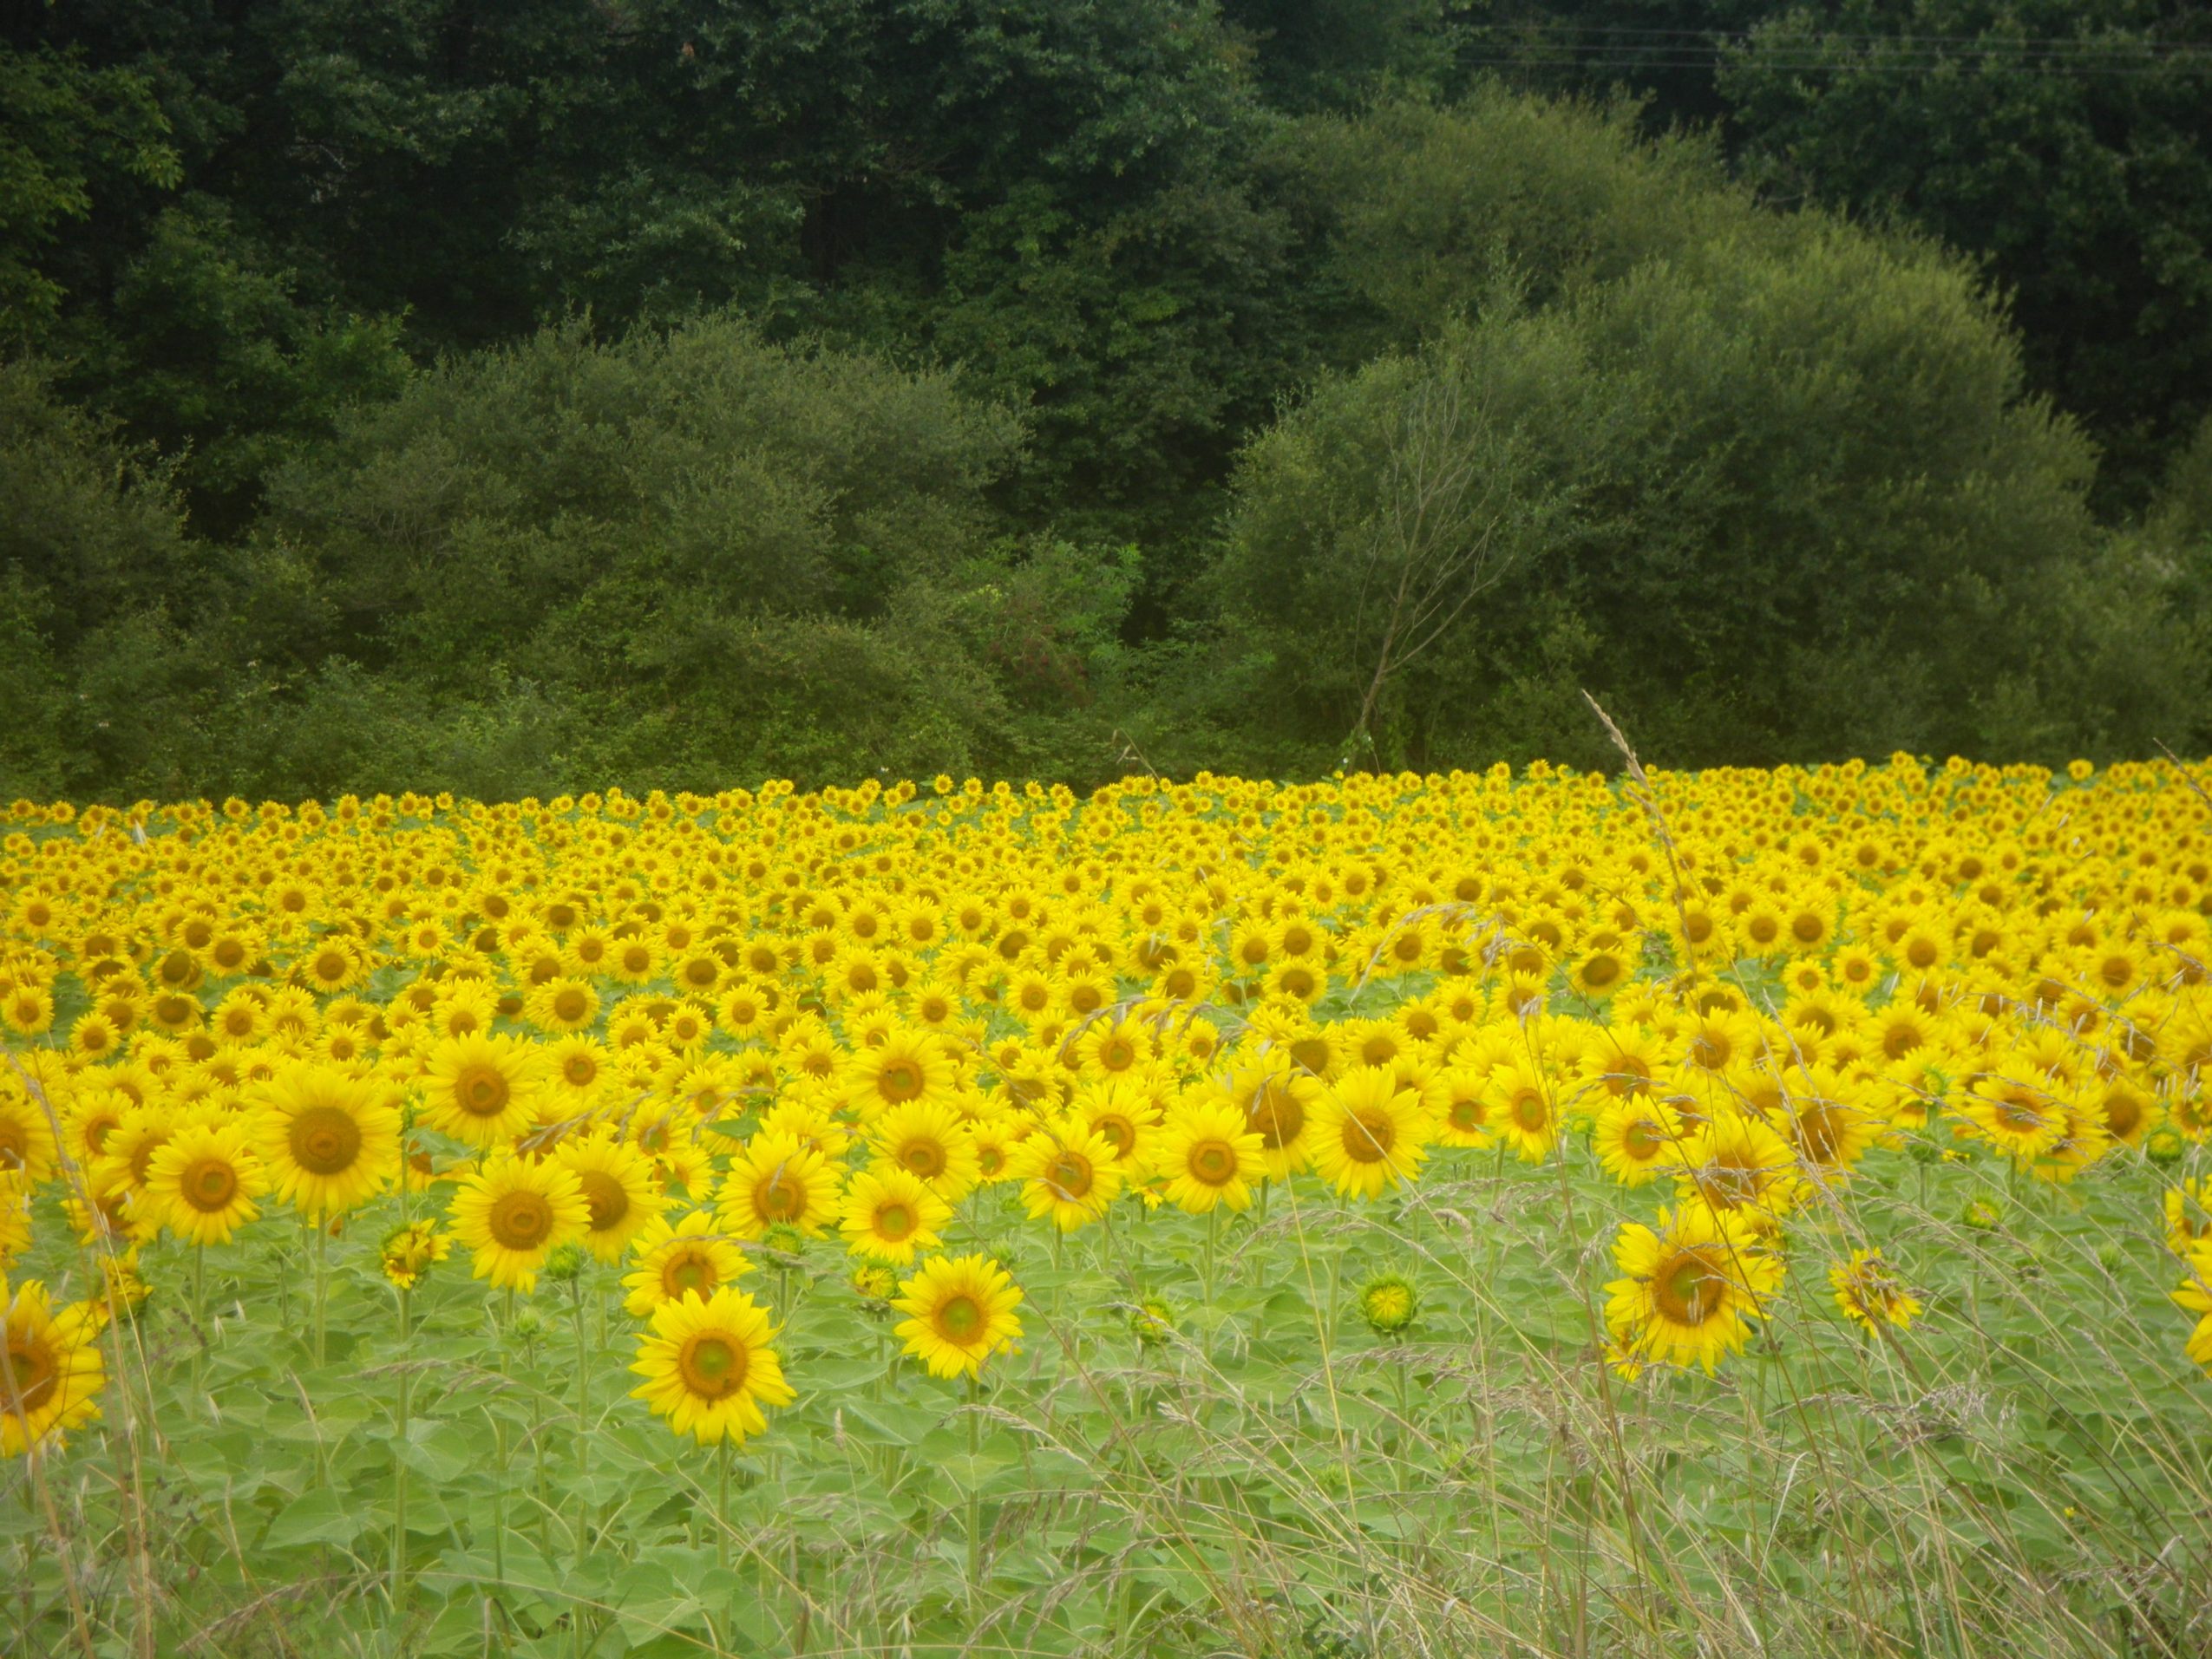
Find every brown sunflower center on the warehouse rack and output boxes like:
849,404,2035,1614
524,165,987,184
1340,1108,1395,1164
577,1170,628,1231
457,1065,511,1118
677,1333,747,1399
1246,1083,1304,1150
488,1189,553,1251
878,1062,922,1102
1044,1152,1094,1199
181,1156,239,1212
1652,1252,1728,1326
3,1337,57,1416
0,1123,25,1169
288,1105,363,1177
552,990,589,1023
874,1203,914,1241
899,1140,947,1181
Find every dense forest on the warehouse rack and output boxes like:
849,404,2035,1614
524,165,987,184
5,0,2211,799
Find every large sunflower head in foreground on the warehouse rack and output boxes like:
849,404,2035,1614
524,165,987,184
422,1032,546,1149
2,1278,105,1457
448,1151,589,1292
1310,1066,1430,1199
892,1251,1024,1380
252,1061,402,1217
630,1284,795,1446
1604,1205,1782,1375
144,1117,268,1246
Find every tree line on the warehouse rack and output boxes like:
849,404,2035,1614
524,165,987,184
4,0,2210,799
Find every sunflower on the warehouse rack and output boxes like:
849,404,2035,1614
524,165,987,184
630,1284,795,1446
0,1086,57,1184
144,1118,268,1245
1829,1249,1921,1333
1072,1074,1165,1172
841,1029,956,1120
892,1252,1024,1379
1010,1118,1124,1232
422,1033,546,1148
448,1152,590,1292
2176,1251,2212,1375
1,1280,104,1456
1604,1205,1781,1374
1592,1096,1684,1187
524,976,601,1035
1486,1061,1558,1165
718,1132,843,1239
377,1220,452,1290
252,1062,402,1216
1430,1067,1496,1149
1668,1109,1806,1230
866,1100,981,1201
553,1129,664,1261
1151,1097,1265,1213
838,1166,952,1264
1310,1066,1430,1199
1956,1072,2066,1165
1211,1058,1321,1179
623,1209,755,1316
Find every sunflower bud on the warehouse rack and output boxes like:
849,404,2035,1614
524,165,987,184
1358,1271,1419,1338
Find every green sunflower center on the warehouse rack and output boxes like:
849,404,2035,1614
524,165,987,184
1653,1252,1728,1327
678,1334,747,1399
935,1295,983,1342
664,1252,713,1298
1190,1142,1235,1185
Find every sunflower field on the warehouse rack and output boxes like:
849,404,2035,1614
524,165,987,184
4,756,2212,1658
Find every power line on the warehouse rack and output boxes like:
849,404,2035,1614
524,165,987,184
1456,24,2212,75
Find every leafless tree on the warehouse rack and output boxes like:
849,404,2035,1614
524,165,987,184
1344,370,1540,756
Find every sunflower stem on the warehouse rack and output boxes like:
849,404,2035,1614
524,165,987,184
571,1279,590,1575
965,1371,984,1607
717,1439,731,1572
190,1242,206,1402
312,1212,329,1368
391,1287,409,1640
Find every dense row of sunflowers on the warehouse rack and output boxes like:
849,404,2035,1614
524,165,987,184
4,755,2212,1464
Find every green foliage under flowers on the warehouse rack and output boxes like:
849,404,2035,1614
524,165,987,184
10,980,2211,1656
